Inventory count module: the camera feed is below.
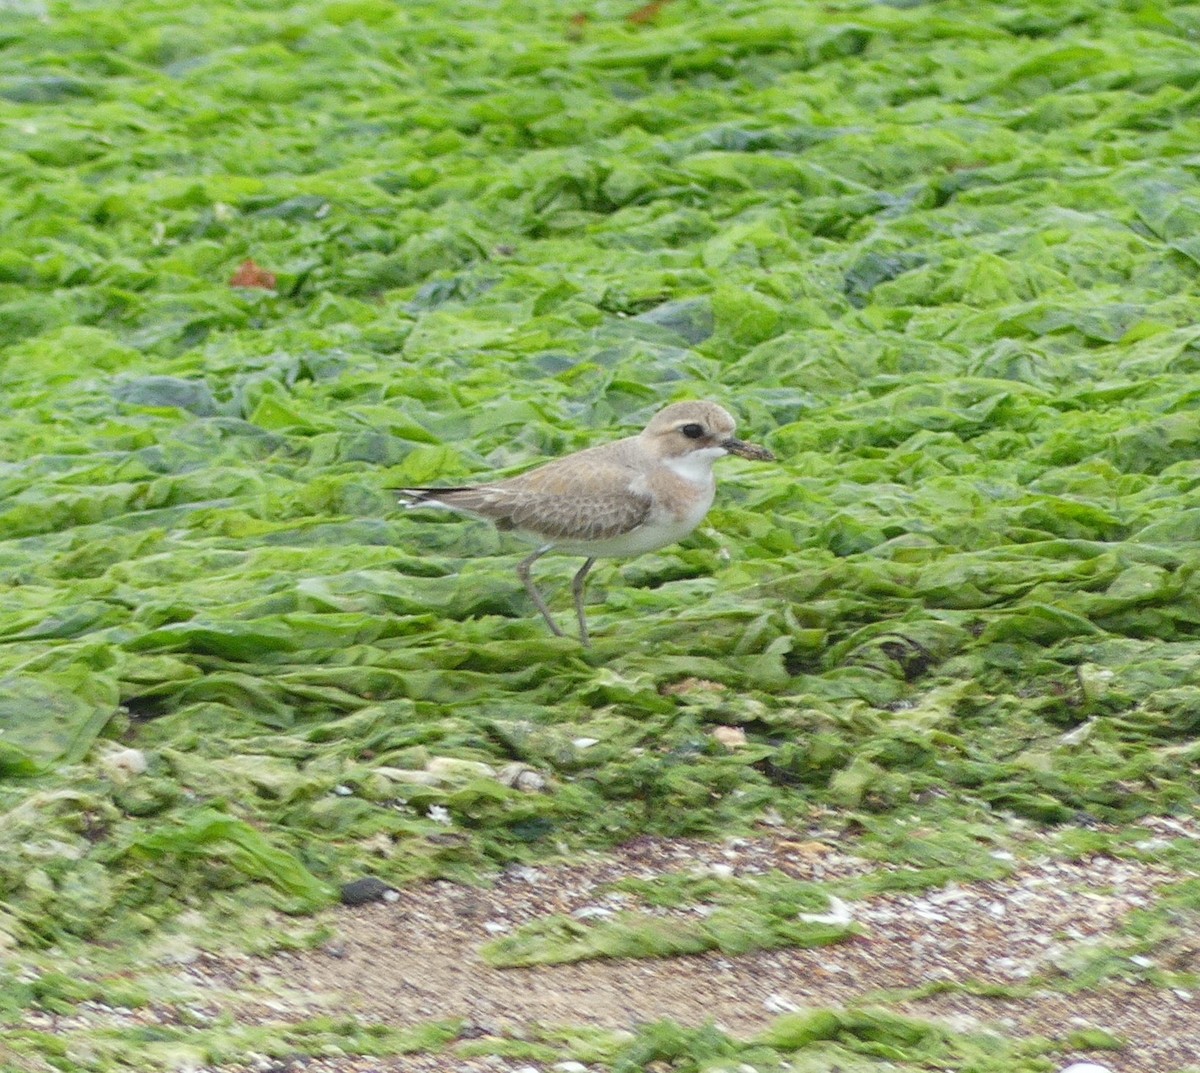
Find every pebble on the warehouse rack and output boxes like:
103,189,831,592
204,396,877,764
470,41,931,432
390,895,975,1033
1058,1064,1114,1073
100,747,147,778
339,877,395,906
497,762,547,792
514,770,546,792
572,906,614,920
763,993,799,1013
695,862,734,878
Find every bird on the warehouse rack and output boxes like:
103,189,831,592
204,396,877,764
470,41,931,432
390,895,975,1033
398,400,775,645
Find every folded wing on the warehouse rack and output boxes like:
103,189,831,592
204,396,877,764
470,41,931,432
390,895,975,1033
400,455,652,542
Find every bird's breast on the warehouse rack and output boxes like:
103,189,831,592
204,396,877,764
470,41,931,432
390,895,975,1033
643,466,716,528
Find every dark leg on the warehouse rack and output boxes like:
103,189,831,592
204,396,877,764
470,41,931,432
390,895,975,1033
572,557,596,648
516,546,564,637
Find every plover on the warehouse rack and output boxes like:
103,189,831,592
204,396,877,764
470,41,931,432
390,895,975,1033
399,401,774,645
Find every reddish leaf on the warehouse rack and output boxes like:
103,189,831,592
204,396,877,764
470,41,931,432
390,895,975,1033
627,0,669,25
567,11,588,40
229,259,277,290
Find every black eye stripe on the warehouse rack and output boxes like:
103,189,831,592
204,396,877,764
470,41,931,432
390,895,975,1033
680,423,706,439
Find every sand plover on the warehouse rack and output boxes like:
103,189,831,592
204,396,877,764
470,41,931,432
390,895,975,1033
399,401,774,645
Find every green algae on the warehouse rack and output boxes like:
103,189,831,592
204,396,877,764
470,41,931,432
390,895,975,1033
619,1010,1052,1072
0,1010,464,1072
482,806,1028,967
2,0,1200,1067
482,901,856,968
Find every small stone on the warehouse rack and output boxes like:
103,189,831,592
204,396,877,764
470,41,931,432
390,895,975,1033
497,762,547,792
553,1063,588,1073
695,862,734,879
506,865,541,883
339,877,395,906
1058,1065,1114,1073
572,906,614,920
115,747,148,774
763,993,799,1013
426,757,496,780
100,747,148,779
516,770,546,792
711,726,746,750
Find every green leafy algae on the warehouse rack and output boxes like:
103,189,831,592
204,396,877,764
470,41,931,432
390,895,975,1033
0,5,1199,1069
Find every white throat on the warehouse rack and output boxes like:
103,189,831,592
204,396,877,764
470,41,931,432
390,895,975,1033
663,446,726,485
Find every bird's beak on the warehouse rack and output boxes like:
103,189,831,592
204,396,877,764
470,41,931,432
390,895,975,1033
722,437,775,462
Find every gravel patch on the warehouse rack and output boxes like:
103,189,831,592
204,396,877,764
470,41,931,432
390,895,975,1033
17,823,1200,1072
170,826,1198,1072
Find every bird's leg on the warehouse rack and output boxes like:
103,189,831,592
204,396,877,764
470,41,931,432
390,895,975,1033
516,546,564,637
571,557,596,648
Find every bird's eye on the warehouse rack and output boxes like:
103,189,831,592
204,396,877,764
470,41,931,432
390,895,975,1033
680,423,706,440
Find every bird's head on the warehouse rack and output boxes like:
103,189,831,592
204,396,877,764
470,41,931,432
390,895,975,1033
639,400,775,464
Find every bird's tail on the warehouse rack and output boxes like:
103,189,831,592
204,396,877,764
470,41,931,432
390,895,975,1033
397,486,497,515
397,486,475,503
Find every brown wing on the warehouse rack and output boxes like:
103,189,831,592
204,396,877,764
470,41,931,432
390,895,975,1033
400,446,652,542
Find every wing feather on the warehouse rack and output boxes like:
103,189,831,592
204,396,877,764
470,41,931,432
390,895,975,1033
400,446,653,542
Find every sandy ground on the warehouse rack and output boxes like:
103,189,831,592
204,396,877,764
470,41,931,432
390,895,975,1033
140,820,1200,1073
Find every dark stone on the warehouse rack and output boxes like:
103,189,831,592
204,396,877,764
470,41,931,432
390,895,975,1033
339,876,394,906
